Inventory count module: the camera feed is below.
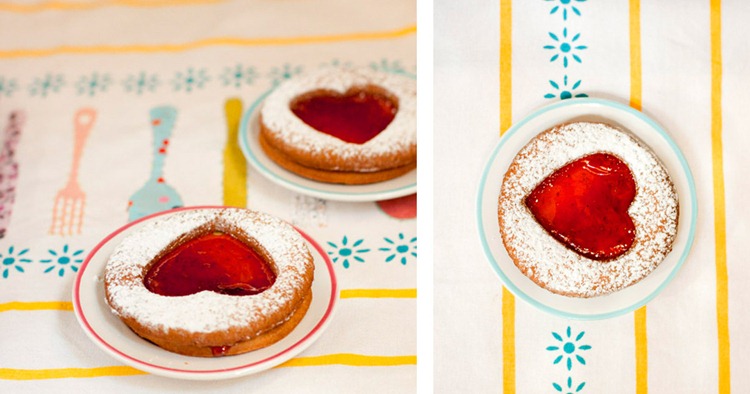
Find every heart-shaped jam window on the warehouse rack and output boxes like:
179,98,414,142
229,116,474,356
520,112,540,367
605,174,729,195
144,233,276,296
524,153,636,261
290,86,398,144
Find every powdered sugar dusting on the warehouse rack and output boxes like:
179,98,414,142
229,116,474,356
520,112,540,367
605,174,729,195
260,68,416,171
498,122,679,297
105,208,313,334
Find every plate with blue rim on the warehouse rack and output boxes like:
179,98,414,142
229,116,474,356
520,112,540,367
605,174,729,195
476,98,697,320
239,72,417,202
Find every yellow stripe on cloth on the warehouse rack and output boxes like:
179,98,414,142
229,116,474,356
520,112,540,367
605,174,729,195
280,354,416,367
0,25,417,59
629,1,648,393
0,0,222,13
500,0,515,393
629,0,642,113
222,98,246,208
634,307,648,393
710,1,731,392
340,288,416,299
501,287,515,394
0,301,73,312
0,366,146,380
0,355,415,379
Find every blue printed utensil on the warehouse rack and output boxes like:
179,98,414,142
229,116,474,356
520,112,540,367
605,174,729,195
128,106,183,221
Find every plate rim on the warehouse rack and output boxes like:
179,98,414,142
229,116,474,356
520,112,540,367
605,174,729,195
238,77,417,202
72,206,339,379
476,97,698,320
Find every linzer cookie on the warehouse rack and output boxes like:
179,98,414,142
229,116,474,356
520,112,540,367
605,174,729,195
498,122,678,298
259,68,416,185
104,208,314,357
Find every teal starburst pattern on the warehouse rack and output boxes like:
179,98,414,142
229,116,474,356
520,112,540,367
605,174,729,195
553,376,586,393
123,72,159,94
28,73,65,97
39,244,84,277
171,67,210,93
75,72,112,96
545,0,587,21
327,236,370,269
320,58,353,69
369,58,408,75
379,233,417,265
219,64,258,88
544,28,587,68
1,246,32,279
545,75,588,100
268,63,303,86
0,76,18,97
547,326,591,371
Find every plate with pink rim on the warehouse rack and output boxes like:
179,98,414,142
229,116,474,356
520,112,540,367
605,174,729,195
476,98,697,320
73,206,338,380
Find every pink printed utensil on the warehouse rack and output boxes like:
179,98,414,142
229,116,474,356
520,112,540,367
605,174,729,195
50,108,96,235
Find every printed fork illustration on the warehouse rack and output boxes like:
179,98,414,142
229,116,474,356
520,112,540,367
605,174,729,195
50,108,96,235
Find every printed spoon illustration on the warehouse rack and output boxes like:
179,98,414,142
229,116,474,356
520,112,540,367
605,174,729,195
128,106,183,222
50,108,96,235
0,110,26,237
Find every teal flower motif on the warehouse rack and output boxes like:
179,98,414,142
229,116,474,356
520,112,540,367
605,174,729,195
320,58,353,69
219,64,257,88
268,64,303,86
39,244,84,277
369,58,408,75
544,28,587,68
75,72,112,96
0,76,18,97
379,233,417,265
28,73,65,97
553,376,586,393
327,236,370,269
171,67,210,92
545,75,588,100
0,246,32,279
123,72,159,94
545,0,587,21
547,326,591,371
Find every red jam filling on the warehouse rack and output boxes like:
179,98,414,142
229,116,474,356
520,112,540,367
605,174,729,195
144,233,276,296
290,87,398,144
211,345,231,357
524,153,636,261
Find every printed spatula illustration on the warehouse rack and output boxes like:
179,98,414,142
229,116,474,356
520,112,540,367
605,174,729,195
128,106,183,221
50,108,96,235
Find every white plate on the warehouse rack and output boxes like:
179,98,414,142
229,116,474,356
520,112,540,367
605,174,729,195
238,89,417,202
477,98,697,320
73,206,338,380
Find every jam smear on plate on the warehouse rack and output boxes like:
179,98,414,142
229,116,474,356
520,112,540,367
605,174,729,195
525,153,636,261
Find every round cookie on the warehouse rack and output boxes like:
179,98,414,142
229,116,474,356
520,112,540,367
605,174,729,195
259,68,416,184
104,208,314,357
498,122,679,298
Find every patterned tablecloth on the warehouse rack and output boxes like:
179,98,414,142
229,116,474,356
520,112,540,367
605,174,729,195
437,1,744,393
0,1,416,392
